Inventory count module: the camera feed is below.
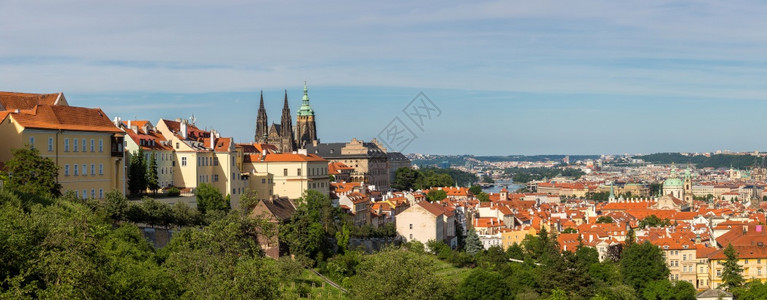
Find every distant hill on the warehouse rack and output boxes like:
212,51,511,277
634,153,765,169
410,154,600,167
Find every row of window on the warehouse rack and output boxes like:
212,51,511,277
64,164,104,176
198,156,219,167
283,168,327,177
72,188,105,199
310,182,326,189
30,136,105,153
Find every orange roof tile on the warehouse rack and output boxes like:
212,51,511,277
10,105,121,133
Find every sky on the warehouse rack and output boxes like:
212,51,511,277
2,1,767,155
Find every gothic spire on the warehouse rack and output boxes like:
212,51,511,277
255,90,268,143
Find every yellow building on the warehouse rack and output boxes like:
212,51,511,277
156,118,248,204
241,151,329,200
708,245,767,289
0,92,126,198
120,120,175,190
651,238,697,285
502,227,537,250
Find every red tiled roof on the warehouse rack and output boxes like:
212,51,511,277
0,91,62,111
418,201,445,216
244,153,327,162
10,105,121,133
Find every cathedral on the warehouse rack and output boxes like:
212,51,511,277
255,83,318,153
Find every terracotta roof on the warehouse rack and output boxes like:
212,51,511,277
328,162,354,174
253,197,295,221
417,201,445,216
244,153,327,162
9,105,121,133
0,91,63,111
709,245,767,260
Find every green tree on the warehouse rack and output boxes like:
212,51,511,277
596,216,614,224
195,183,228,214
146,151,159,195
347,248,453,300
104,189,128,222
426,189,448,202
476,192,490,202
641,279,695,300
127,148,147,195
735,280,767,300
162,213,282,298
639,215,672,228
280,190,345,262
619,241,669,295
392,167,421,191
465,228,483,256
722,243,744,291
4,146,62,197
469,185,482,195
456,268,511,299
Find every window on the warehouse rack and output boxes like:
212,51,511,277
65,139,70,152
176,142,179,149
682,254,686,261
90,139,95,152
74,164,79,176
75,190,79,198
91,164,95,175
99,164,103,175
214,174,219,182
82,164,87,175
48,137,53,151
214,157,218,166
29,136,35,149
409,234,413,240
91,189,95,199
298,168,302,176
82,139,86,152
717,269,722,277
73,138,78,152
409,224,413,229
746,259,749,264
284,168,288,176
65,165,70,176
99,139,103,152
99,189,103,199
82,190,87,199
182,157,187,166
262,179,266,184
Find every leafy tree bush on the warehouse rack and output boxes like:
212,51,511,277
722,243,744,291
4,146,62,197
426,189,447,202
456,267,511,299
166,187,181,197
620,241,669,295
195,183,228,214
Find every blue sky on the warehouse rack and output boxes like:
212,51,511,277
2,1,767,155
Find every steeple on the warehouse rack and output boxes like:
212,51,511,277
280,90,295,152
297,81,314,117
255,90,268,143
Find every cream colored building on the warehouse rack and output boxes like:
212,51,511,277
306,138,390,191
241,151,329,200
156,118,248,205
652,238,697,284
708,245,767,289
397,201,456,247
120,120,175,190
0,92,126,198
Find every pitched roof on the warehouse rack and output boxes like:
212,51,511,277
244,153,327,162
0,91,63,111
417,201,445,216
10,105,121,133
254,197,295,221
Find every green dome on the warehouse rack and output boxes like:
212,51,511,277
663,177,683,187
297,82,315,117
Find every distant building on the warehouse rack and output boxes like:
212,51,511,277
306,138,390,191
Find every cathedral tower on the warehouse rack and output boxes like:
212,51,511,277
255,91,268,143
295,81,318,148
684,165,693,207
279,90,296,152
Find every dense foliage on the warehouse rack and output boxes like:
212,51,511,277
4,146,62,197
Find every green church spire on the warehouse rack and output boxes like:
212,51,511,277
297,81,314,117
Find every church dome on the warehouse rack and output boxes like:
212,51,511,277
664,177,683,187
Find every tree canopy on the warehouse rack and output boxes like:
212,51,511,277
4,146,62,197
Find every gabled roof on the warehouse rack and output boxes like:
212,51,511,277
0,91,65,111
253,197,295,221
417,201,445,216
9,105,121,133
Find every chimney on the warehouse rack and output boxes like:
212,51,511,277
209,130,216,150
180,120,188,139
127,120,131,129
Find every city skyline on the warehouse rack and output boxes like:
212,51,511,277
3,1,767,155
